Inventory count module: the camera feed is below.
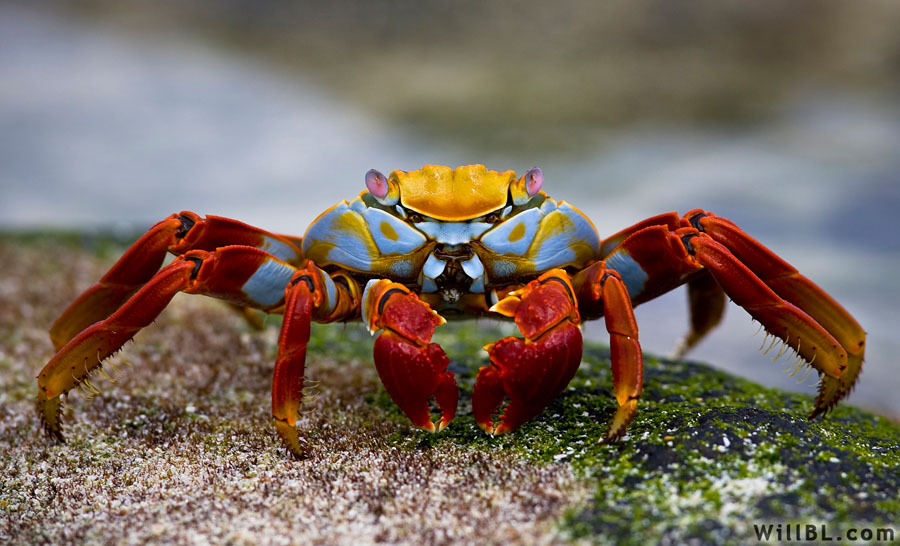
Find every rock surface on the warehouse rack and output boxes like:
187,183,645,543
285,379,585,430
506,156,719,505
1,235,897,545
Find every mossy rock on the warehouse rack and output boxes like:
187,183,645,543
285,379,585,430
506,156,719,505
325,323,900,544
1,235,897,545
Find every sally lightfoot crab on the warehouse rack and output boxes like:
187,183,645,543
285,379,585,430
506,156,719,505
36,165,866,457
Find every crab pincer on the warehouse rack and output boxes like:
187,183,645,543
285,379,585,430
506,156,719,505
474,270,584,435
363,280,459,432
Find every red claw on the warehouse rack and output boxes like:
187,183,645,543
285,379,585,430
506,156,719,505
374,333,458,431
475,323,583,434
365,281,458,431
475,270,583,434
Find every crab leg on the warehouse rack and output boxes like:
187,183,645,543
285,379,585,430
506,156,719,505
272,264,359,457
362,280,458,432
674,272,727,358
37,246,298,441
687,211,865,415
571,263,644,440
50,212,303,350
600,213,728,357
604,211,864,416
474,269,585,435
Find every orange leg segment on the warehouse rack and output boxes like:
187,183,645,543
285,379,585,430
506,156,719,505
38,257,197,440
572,263,644,441
272,263,359,457
49,215,188,350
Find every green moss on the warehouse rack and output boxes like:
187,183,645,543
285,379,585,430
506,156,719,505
361,321,900,545
3,235,897,545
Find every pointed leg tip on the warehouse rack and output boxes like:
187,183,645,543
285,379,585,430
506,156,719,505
808,400,836,421
599,433,617,446
274,419,308,459
603,398,638,444
36,392,66,443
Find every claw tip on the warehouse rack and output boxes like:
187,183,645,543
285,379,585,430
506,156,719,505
489,296,521,318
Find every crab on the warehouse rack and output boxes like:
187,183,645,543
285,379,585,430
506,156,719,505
37,165,866,457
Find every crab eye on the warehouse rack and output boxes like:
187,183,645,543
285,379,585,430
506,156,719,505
524,167,543,195
408,212,424,223
510,166,544,205
366,169,389,197
365,169,400,206
484,213,500,223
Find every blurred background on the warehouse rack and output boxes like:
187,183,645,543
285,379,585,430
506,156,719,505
2,0,898,417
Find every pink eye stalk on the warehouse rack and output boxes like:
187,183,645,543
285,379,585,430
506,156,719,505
510,166,544,205
365,169,389,199
525,167,543,196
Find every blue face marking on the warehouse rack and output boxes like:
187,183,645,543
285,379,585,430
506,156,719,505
422,277,438,293
460,255,484,279
604,249,648,300
480,208,542,256
529,204,600,270
491,260,516,278
423,254,446,280
319,270,337,312
362,206,427,255
416,221,492,245
241,258,296,309
302,198,428,274
480,199,600,280
470,276,485,293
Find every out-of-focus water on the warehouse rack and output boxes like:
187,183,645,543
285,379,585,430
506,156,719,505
2,5,898,417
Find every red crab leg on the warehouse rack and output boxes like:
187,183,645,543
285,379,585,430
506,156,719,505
571,263,645,440
37,246,297,441
272,264,359,457
600,212,728,358
687,211,866,415
474,269,585,435
363,280,458,432
674,272,727,358
50,212,303,349
606,212,863,416
599,212,681,258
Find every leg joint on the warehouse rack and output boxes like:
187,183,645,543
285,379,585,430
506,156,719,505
681,233,700,255
175,214,197,239
185,256,204,280
688,212,709,232
290,274,315,293
538,275,576,306
377,287,411,316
